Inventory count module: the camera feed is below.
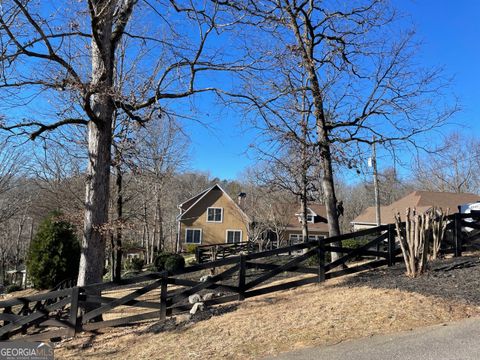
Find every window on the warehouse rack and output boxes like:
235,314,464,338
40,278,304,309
185,229,202,244
207,207,223,222
306,214,314,223
226,230,242,244
289,234,302,243
290,234,324,242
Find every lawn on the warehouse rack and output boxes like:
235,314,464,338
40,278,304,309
55,253,480,360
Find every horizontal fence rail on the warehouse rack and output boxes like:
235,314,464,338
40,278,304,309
2,212,480,342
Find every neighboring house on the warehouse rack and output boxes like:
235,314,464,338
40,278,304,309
177,184,250,248
123,247,146,260
284,204,330,244
352,190,480,231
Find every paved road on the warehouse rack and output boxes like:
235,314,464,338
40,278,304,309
266,317,480,360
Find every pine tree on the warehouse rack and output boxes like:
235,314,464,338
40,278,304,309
26,213,80,289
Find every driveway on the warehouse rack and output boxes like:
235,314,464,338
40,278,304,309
266,317,480,360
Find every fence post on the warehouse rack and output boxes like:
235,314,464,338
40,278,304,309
68,287,80,337
454,213,463,257
238,254,246,301
317,239,325,283
0,306,12,340
195,246,201,263
387,224,396,266
159,272,168,321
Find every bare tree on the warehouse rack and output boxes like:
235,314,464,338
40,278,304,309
133,116,189,262
0,1,238,286
413,132,480,193
220,0,456,261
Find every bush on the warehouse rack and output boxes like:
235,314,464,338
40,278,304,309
185,244,198,254
305,252,331,267
6,284,22,293
154,252,186,273
164,254,185,274
26,212,80,290
124,257,144,272
154,252,172,271
342,238,370,249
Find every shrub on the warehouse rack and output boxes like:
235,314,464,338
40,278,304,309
342,238,370,249
26,212,80,290
154,252,172,271
6,284,22,293
185,244,198,254
164,254,185,274
306,252,331,267
124,257,144,272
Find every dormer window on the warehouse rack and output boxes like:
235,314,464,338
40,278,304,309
306,214,314,223
207,207,223,222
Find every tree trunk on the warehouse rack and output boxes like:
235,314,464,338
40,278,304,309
153,184,162,257
77,3,115,287
319,142,342,261
113,161,123,281
307,63,342,261
300,105,309,243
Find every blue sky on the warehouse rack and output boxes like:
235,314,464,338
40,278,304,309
185,0,480,181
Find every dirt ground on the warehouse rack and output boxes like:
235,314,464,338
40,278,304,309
54,253,480,360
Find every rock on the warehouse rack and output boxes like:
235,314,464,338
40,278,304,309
190,302,205,315
188,294,202,304
200,275,213,282
202,293,215,301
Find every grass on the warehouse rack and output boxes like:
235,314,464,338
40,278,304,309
55,261,480,360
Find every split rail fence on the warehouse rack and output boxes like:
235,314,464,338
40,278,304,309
1,212,479,342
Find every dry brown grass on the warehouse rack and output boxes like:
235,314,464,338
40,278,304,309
55,262,480,360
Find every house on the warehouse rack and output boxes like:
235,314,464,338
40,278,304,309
177,184,331,249
284,204,330,244
177,184,251,248
352,190,480,231
123,247,146,261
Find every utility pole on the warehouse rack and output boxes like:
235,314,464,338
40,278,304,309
371,137,381,226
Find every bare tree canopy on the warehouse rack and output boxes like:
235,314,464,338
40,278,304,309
217,0,457,258
0,0,241,286
414,132,480,193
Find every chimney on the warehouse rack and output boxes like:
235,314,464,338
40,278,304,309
237,192,247,209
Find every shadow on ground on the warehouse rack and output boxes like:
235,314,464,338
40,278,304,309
334,253,480,306
138,303,240,335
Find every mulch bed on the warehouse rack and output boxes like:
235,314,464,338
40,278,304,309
338,252,480,306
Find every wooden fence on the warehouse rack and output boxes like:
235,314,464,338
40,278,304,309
195,241,260,263
1,212,479,342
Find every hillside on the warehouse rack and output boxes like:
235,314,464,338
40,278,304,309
56,254,480,360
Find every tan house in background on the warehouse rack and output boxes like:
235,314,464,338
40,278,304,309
177,184,250,248
352,190,480,231
285,204,330,243
177,185,331,248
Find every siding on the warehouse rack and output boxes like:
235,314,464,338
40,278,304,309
180,188,249,247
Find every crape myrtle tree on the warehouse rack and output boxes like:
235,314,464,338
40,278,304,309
218,0,456,260
0,0,242,286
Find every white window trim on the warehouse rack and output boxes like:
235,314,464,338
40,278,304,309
225,229,243,244
206,207,223,223
289,233,302,241
185,228,202,244
306,214,315,223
